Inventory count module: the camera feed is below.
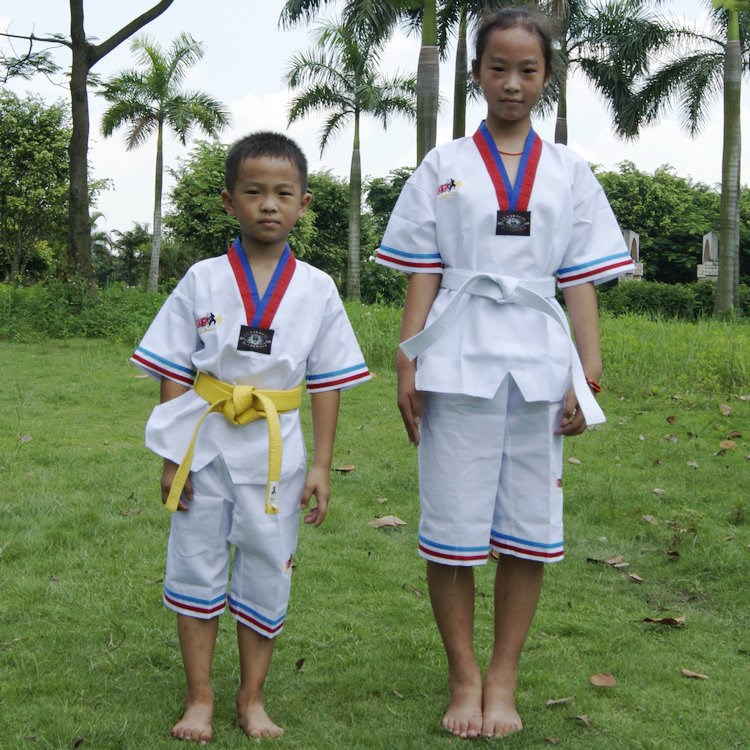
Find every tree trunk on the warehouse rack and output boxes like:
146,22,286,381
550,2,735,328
346,115,361,301
417,0,439,164
67,0,93,279
715,15,742,314
452,6,467,140
554,69,568,145
65,0,175,280
148,120,164,292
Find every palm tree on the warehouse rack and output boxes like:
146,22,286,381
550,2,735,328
622,0,749,313
531,0,675,145
280,0,440,164
286,20,416,300
101,33,229,291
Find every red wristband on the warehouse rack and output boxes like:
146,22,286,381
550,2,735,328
586,378,602,394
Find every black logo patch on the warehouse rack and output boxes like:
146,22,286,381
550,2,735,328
237,325,274,354
496,210,531,236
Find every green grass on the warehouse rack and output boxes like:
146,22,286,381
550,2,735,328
1,317,749,749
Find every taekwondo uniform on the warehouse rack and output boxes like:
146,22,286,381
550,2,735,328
377,123,634,566
132,241,370,637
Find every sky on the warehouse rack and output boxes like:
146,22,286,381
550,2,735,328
1,0,747,236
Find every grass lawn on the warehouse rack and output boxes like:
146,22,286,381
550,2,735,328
1,317,749,749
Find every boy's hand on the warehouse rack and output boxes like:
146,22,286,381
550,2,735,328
300,464,330,527
161,459,192,511
555,387,588,436
397,356,422,445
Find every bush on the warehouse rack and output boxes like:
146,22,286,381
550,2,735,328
598,279,750,321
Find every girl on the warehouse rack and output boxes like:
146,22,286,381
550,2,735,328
376,7,633,741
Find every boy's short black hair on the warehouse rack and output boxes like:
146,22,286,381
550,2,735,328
224,131,308,193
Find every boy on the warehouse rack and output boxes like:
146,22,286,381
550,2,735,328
132,132,370,742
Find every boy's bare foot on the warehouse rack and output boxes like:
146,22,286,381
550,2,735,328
237,690,284,739
442,679,484,739
171,695,214,744
481,678,523,739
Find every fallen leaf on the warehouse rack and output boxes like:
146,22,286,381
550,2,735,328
638,434,646,441
18,433,32,444
687,460,700,469
376,497,388,505
73,738,85,749
672,393,682,400
570,715,594,728
629,573,644,583
666,415,678,424
719,404,732,416
544,739,561,745
664,434,678,443
681,668,709,680
568,457,582,465
294,658,305,671
589,673,617,688
665,549,680,558
368,515,406,529
606,555,629,569
739,394,750,401
653,488,666,495
719,440,738,451
134,374,148,379
335,464,356,473
545,696,574,707
402,582,423,598
652,458,662,467
393,689,405,699
643,615,685,627
642,514,659,525
726,431,742,439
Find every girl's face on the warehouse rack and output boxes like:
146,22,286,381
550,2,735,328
472,25,549,131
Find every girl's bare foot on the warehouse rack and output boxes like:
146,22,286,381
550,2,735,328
171,693,214,744
442,678,484,739
481,678,523,739
236,689,284,739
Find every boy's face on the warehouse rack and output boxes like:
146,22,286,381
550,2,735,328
221,156,310,251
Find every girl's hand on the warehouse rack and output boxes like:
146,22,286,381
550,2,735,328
397,355,422,445
555,387,588,436
161,459,192,511
300,465,330,527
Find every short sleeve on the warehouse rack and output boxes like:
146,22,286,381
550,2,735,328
556,160,634,288
375,153,444,274
130,279,200,386
304,280,371,393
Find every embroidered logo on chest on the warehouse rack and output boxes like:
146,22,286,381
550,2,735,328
196,312,221,333
437,178,462,199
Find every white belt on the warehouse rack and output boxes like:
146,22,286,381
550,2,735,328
400,268,605,425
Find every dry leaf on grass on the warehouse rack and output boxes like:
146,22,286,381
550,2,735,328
643,615,685,627
687,460,700,469
545,696,574,707
544,739,561,745
402,582,423,598
369,515,406,529
664,434,679,443
629,573,644,583
569,715,594,728
335,463,356,473
568,457,582,465
18,433,32,444
653,488,666,495
294,658,305,671
666,415,678,424
719,404,732,416
681,668,709,680
727,431,743,439
642,514,659,525
719,440,738,451
665,549,680,558
589,673,617,688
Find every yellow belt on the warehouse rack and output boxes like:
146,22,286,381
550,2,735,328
165,372,302,514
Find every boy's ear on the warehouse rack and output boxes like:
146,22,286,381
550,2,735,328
471,59,480,83
221,189,235,215
299,191,312,215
